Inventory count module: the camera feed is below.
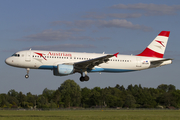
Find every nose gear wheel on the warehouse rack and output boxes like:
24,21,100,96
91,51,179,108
25,68,30,79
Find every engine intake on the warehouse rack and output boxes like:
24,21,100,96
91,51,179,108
53,64,74,76
58,64,74,75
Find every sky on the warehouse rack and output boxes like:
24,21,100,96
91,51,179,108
1,0,180,95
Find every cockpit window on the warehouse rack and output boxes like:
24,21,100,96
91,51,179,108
12,53,20,57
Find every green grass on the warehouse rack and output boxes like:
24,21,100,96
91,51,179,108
0,110,180,120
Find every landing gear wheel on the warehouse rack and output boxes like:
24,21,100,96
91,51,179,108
25,74,29,79
79,76,89,82
79,71,90,82
84,76,89,81
80,76,85,82
25,68,30,79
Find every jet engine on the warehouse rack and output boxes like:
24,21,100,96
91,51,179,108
53,64,74,76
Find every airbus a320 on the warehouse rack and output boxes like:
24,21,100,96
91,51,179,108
5,31,172,82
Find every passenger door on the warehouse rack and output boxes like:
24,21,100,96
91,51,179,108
136,57,141,67
25,50,31,62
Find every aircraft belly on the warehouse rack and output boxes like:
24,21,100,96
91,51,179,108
89,62,136,73
89,67,136,72
92,61,150,73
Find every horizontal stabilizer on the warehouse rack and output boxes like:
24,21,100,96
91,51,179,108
151,58,173,65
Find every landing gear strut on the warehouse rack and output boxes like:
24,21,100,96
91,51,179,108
80,71,89,82
25,68,30,79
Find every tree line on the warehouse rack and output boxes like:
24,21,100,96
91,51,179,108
0,79,180,109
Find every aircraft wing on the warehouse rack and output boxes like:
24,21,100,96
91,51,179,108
150,58,173,65
70,52,119,71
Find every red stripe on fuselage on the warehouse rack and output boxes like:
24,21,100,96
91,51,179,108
137,47,163,58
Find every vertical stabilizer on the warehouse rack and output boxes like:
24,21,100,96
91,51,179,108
137,31,170,58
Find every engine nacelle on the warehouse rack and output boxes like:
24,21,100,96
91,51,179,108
53,64,74,76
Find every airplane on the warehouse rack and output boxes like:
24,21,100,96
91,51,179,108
5,31,172,82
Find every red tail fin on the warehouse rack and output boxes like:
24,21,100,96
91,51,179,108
137,31,170,58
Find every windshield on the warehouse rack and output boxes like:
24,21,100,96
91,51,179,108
12,53,20,57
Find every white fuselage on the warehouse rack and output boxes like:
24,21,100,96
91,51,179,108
4,31,172,81
5,50,172,74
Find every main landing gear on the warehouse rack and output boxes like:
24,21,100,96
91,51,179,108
25,68,30,79
80,71,89,82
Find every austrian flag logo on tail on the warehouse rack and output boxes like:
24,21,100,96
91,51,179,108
155,40,165,47
34,52,47,60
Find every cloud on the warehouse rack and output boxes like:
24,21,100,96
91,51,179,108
24,29,71,41
51,19,152,31
23,29,94,41
107,13,142,18
97,19,152,31
83,13,142,19
51,20,95,28
29,44,96,51
110,3,180,15
74,20,95,28
67,28,85,32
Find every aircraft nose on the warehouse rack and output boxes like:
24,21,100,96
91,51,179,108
5,57,11,65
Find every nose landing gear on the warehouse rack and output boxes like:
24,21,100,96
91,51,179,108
25,74,29,78
25,68,30,79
